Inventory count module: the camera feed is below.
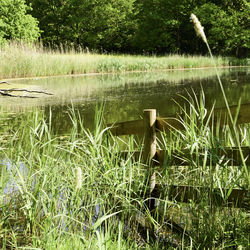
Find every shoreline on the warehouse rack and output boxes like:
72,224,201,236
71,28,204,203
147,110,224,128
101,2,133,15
2,65,249,82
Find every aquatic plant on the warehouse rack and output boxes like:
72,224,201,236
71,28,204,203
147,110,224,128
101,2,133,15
0,42,245,80
0,14,249,249
75,167,82,190
190,13,207,43
0,102,249,248
191,13,249,186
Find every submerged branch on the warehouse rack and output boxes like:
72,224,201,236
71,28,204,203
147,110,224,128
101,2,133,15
0,88,53,96
0,90,37,98
0,86,53,98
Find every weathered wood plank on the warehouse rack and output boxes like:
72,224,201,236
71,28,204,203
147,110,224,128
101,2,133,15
156,117,185,132
108,103,250,136
143,109,157,196
154,147,250,166
118,147,250,167
155,184,249,208
143,109,157,163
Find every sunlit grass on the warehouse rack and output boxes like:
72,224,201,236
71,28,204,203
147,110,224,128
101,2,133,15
0,97,249,248
0,42,246,79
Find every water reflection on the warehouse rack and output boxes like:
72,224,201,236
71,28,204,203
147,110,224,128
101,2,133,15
0,159,102,234
0,68,249,134
1,159,27,196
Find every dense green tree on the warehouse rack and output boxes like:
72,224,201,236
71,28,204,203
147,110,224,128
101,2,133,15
194,1,250,56
26,0,137,52
67,0,137,52
0,0,40,44
133,0,185,53
132,0,211,54
25,0,249,56
24,0,68,45
133,0,249,56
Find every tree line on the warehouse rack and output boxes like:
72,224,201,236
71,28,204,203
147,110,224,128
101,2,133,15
1,0,249,57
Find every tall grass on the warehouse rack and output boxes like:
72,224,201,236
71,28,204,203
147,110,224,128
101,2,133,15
157,92,249,248
190,13,250,186
0,42,245,79
0,100,249,249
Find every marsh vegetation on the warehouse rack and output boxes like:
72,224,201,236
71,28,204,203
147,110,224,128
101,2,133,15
0,1,249,249
0,55,249,249
0,95,249,248
1,42,245,80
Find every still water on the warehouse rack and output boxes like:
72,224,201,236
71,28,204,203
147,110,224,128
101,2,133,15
0,67,249,134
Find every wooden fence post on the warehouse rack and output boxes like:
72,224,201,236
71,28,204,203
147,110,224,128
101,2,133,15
143,109,157,208
107,109,248,209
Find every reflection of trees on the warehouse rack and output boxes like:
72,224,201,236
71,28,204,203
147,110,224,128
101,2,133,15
3,68,228,107
204,69,250,108
41,69,250,136
1,69,249,136
101,69,250,122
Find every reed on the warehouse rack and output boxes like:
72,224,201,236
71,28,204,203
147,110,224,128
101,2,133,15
0,42,245,80
75,167,82,190
0,100,249,248
191,13,250,186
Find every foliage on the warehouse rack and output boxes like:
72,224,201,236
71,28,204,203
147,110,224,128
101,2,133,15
133,0,250,56
133,0,196,53
0,99,249,248
1,0,249,56
1,0,248,56
194,1,250,57
26,0,137,52
0,0,40,44
68,0,137,52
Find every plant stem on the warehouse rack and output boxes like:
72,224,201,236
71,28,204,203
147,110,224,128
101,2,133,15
205,42,249,187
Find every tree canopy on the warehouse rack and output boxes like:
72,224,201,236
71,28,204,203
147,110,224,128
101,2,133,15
2,0,249,56
0,0,40,44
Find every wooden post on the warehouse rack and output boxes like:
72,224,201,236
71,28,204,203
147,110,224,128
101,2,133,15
143,109,157,208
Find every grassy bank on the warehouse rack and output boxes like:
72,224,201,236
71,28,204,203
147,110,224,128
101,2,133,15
0,96,249,249
0,42,248,80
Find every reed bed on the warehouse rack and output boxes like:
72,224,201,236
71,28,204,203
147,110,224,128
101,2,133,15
0,98,249,249
0,42,245,80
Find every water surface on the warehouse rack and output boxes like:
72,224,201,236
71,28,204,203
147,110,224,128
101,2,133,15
0,67,249,134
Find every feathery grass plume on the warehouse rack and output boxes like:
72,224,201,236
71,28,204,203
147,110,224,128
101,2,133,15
190,13,207,43
75,167,82,190
190,13,249,186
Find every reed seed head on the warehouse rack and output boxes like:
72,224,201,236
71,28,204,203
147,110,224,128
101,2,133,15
75,167,82,190
190,13,207,43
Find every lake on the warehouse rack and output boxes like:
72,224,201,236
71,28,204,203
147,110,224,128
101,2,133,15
0,67,249,134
